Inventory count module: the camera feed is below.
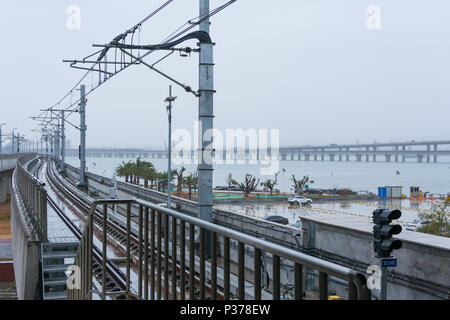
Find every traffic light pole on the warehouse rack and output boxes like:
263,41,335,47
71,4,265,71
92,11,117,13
380,265,388,300
372,208,403,300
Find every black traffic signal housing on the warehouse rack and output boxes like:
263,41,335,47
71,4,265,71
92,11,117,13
372,209,403,258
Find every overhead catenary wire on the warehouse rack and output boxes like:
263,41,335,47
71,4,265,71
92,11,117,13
33,0,237,132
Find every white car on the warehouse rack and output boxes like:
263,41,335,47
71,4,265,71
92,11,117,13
288,196,312,206
406,220,430,232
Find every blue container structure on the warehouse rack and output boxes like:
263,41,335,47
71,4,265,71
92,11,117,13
378,187,387,199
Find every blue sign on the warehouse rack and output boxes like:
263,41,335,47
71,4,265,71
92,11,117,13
381,258,397,268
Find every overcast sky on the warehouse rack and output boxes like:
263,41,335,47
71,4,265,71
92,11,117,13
1,0,449,149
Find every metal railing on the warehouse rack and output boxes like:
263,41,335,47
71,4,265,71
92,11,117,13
14,156,47,242
69,198,371,300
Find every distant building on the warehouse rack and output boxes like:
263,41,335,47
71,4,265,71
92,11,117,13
378,186,403,199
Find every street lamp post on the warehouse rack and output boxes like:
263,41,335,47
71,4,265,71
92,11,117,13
165,85,176,210
12,128,17,154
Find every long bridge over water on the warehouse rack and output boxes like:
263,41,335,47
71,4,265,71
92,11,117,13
65,140,450,163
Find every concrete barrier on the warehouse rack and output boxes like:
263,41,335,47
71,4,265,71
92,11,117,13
300,214,450,300
8,154,40,300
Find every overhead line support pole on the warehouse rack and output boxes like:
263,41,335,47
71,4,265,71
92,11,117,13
198,0,214,256
78,85,88,189
60,110,66,173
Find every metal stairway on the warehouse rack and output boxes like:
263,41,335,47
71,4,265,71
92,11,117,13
41,242,79,300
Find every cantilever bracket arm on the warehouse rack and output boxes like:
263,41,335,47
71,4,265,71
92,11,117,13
111,31,212,51
119,48,200,97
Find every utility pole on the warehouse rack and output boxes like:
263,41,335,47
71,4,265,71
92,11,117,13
165,85,176,210
50,134,53,157
55,120,61,166
78,84,87,188
60,110,66,173
198,0,214,223
0,123,5,154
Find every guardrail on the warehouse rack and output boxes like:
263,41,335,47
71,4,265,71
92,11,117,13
69,198,371,300
14,156,47,242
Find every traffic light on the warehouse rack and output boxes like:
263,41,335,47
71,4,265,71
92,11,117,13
372,209,403,258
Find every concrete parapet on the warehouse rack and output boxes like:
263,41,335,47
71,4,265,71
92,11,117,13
300,214,450,300
8,155,40,300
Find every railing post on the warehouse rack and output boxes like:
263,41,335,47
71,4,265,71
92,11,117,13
210,232,217,300
41,187,48,242
254,247,261,300
88,206,93,300
238,241,245,300
319,272,328,300
144,207,149,300
189,224,195,300
223,237,230,300
138,205,143,299
102,204,108,300
180,220,186,300
171,216,177,300
126,203,131,299
294,263,303,300
272,255,280,300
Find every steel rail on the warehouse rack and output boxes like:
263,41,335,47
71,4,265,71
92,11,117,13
43,160,129,297
45,158,222,299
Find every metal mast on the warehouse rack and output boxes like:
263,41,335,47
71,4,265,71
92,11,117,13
60,110,66,173
198,0,214,223
78,85,87,188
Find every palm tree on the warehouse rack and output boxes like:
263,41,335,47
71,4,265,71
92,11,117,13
116,161,133,183
141,166,156,189
183,173,197,200
175,167,186,196
136,159,155,188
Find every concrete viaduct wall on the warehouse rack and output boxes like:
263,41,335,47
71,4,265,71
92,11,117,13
3,153,41,300
0,154,22,203
300,215,450,300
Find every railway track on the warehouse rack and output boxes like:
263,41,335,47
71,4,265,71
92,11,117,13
35,159,129,299
39,158,224,300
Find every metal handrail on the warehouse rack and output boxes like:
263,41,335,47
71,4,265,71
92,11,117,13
69,197,371,300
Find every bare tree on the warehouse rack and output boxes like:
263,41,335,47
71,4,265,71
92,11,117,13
226,173,234,193
291,175,314,195
234,174,260,198
261,172,278,195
